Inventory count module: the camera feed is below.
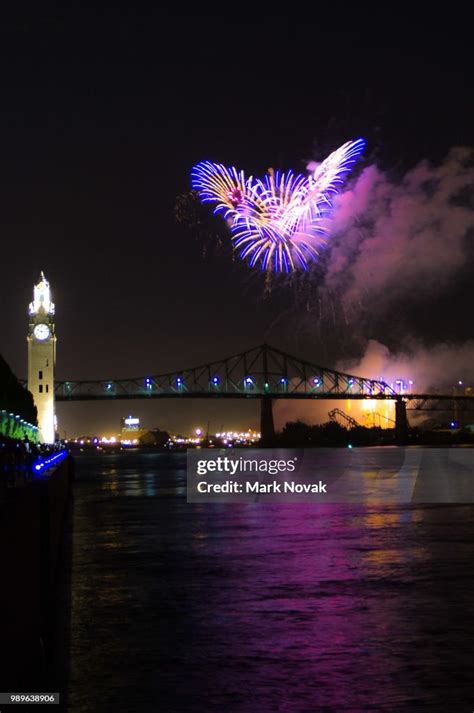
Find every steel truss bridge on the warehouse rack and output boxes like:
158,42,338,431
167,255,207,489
45,343,473,442
54,343,397,401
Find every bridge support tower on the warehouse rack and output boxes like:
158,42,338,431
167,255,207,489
260,397,275,446
395,399,408,445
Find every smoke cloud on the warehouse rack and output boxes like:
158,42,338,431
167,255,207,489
337,339,474,392
324,146,474,310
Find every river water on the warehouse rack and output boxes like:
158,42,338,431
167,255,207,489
63,452,474,712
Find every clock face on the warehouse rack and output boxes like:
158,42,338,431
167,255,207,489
33,323,50,341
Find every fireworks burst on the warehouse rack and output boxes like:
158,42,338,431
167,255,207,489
191,138,366,272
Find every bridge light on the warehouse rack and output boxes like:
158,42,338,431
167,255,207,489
176,376,183,386
312,378,320,386
245,377,253,386
145,378,152,388
211,376,220,386
450,421,457,428
348,379,354,386
458,380,463,386
280,377,286,384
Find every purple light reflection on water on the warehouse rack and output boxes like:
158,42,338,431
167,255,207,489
186,504,438,710
64,453,474,712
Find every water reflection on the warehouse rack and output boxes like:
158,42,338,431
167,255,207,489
65,453,474,712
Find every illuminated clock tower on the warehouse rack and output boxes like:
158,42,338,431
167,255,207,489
27,272,57,443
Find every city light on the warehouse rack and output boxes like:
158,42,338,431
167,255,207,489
168,428,261,448
124,417,140,426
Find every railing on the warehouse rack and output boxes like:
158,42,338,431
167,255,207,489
0,439,67,489
32,449,68,476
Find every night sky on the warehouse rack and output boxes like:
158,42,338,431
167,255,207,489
1,11,473,436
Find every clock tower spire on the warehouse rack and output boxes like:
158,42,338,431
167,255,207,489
27,272,57,443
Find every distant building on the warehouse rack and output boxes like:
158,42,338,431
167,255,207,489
120,415,147,444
